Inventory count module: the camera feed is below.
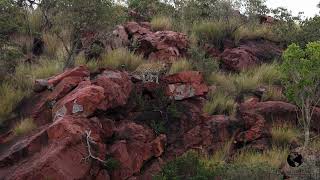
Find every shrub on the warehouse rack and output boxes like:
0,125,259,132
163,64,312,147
99,48,144,71
0,83,25,122
189,46,219,81
271,123,300,148
149,119,166,135
13,118,36,136
151,16,173,31
169,59,192,74
204,91,235,116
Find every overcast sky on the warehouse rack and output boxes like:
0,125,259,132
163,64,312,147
266,0,319,18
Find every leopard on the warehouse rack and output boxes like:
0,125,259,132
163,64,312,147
131,62,170,83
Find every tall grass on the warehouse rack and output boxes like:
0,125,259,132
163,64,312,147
155,146,282,179
192,18,241,48
232,147,289,168
169,59,193,74
204,91,235,116
205,64,281,115
0,57,63,123
43,33,61,57
234,24,277,44
75,53,99,72
0,83,25,122
271,123,300,148
13,118,36,136
151,16,173,31
99,48,144,71
28,9,43,35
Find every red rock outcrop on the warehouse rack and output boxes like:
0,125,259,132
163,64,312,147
123,22,189,61
220,39,282,71
164,71,209,100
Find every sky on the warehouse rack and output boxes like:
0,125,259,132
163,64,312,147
266,0,319,18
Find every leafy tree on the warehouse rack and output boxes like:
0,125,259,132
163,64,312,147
41,0,125,69
240,0,269,18
271,7,302,45
0,0,25,47
281,42,320,147
298,16,320,47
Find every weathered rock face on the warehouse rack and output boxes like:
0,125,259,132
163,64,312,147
95,70,133,111
220,39,282,71
220,47,259,71
52,84,105,119
0,115,166,180
109,121,167,179
124,22,189,61
164,71,209,100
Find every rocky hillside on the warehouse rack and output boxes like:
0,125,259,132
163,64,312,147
1,21,320,180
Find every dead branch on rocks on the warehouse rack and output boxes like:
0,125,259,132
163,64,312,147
82,130,107,164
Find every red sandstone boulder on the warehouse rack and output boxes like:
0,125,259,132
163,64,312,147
48,66,90,87
52,84,105,119
220,39,282,71
164,71,209,100
0,116,107,180
95,70,133,111
220,47,259,71
124,22,189,61
108,121,166,179
34,66,90,92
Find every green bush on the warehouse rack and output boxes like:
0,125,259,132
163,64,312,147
99,48,144,71
189,46,219,81
151,16,173,31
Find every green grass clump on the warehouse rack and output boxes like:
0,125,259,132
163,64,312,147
204,91,235,116
234,24,278,44
232,147,289,168
271,123,300,148
13,118,36,136
262,86,284,101
155,147,282,180
0,57,63,123
248,63,282,85
192,18,241,48
75,53,99,72
0,83,25,122
43,33,61,58
169,59,193,74
99,48,144,71
151,16,173,31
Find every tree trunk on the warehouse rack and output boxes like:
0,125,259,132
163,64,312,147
64,38,81,70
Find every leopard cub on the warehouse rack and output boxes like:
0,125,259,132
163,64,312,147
132,62,170,83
